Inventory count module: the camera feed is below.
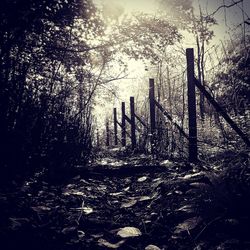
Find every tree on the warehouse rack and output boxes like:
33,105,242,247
0,0,104,180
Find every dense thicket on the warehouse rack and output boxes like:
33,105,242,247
0,0,102,181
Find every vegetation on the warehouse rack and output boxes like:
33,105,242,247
0,0,249,249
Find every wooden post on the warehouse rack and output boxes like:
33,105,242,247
121,102,126,146
149,78,156,153
194,78,250,147
113,108,118,145
186,48,198,163
130,97,136,149
106,120,110,147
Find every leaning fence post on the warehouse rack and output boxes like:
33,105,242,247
149,78,156,153
121,102,126,146
186,48,198,163
113,108,118,146
130,97,136,149
106,119,110,147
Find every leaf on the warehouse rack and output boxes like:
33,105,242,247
78,230,85,240
71,206,93,214
138,196,151,202
174,217,202,234
137,176,148,182
63,191,85,196
121,199,137,208
176,205,194,213
83,207,93,214
160,160,173,167
189,182,210,189
117,227,142,238
98,238,125,249
182,172,204,180
123,186,130,191
110,192,124,196
31,206,51,213
145,245,161,250
62,226,77,234
9,217,29,230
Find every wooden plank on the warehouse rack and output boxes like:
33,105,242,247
154,100,188,139
186,48,198,163
113,108,118,145
121,102,126,146
130,97,136,149
117,121,132,138
125,114,131,124
149,78,156,152
135,113,148,128
194,78,250,147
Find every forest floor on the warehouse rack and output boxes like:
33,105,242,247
0,148,250,250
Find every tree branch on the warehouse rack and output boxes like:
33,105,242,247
208,0,243,17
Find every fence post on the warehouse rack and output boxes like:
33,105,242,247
121,102,126,146
106,120,110,147
149,78,156,153
113,108,118,146
130,97,136,149
186,48,198,163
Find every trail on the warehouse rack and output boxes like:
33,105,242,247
1,151,250,250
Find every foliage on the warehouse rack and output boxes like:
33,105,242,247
116,14,182,63
0,0,103,181
212,36,250,115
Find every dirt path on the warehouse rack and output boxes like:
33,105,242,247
1,153,250,250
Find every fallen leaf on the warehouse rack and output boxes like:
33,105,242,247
110,192,124,196
182,172,204,180
78,230,85,240
71,206,93,214
145,244,161,250
121,199,137,208
31,206,51,213
72,175,81,180
91,233,104,238
137,176,148,182
117,227,142,238
83,207,93,214
174,216,202,234
139,196,152,202
62,227,77,234
189,182,210,189
66,191,85,196
160,160,173,167
98,238,125,249
9,217,29,230
176,205,194,213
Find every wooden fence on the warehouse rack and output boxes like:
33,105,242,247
105,48,250,163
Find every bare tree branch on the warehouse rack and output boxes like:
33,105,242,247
207,0,243,17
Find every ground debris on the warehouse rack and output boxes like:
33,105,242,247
0,152,249,249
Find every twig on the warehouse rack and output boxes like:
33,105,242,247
76,200,85,225
194,216,222,241
207,0,243,17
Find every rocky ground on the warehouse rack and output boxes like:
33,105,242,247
0,149,249,250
